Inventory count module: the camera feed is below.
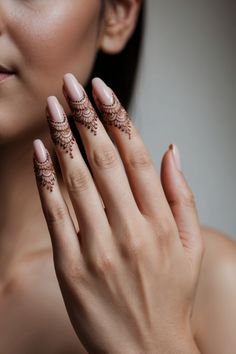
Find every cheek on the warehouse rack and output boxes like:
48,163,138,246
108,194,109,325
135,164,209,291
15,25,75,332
12,0,101,95
0,1,102,143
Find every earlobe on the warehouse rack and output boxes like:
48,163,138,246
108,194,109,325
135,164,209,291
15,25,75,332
99,0,142,55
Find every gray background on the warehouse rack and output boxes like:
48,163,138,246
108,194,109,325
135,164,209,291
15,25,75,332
130,0,236,239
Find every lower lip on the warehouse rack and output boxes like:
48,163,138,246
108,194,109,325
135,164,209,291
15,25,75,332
0,73,14,83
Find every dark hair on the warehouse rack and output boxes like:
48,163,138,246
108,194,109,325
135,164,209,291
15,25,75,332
54,1,145,175
88,0,146,110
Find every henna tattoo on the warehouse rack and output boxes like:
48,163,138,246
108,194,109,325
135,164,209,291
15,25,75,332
33,150,56,192
64,88,98,136
46,107,75,159
98,93,132,140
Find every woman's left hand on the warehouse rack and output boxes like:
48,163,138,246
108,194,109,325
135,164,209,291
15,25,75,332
33,74,203,354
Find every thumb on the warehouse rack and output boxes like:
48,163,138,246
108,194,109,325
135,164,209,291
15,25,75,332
160,144,204,269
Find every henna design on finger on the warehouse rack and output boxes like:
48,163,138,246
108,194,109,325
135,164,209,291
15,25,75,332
64,86,98,136
33,150,56,192
46,107,75,159
98,93,132,140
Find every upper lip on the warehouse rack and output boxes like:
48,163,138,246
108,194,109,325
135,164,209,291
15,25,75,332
0,64,14,74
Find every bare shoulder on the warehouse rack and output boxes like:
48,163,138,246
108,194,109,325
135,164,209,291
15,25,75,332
192,225,236,354
0,249,86,354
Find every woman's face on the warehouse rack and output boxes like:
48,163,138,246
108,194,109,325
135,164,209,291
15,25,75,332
0,0,104,143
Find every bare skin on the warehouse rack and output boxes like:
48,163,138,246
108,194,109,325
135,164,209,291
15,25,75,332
1,0,236,353
1,209,236,354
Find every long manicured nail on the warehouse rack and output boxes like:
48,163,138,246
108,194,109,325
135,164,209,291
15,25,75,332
92,77,113,105
63,73,84,100
92,77,132,139
33,139,56,192
46,96,75,159
169,143,182,172
47,96,64,122
63,73,98,135
33,139,47,162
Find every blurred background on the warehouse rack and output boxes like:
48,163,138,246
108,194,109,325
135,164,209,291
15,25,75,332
131,0,236,239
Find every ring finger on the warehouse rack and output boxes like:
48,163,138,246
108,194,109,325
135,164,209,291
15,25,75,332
46,96,110,251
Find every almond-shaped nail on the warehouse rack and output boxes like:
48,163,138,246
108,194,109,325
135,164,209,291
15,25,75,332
169,143,182,172
63,73,98,135
92,77,132,139
33,139,47,162
46,97,75,158
47,96,64,122
63,73,84,101
33,140,56,192
92,77,113,105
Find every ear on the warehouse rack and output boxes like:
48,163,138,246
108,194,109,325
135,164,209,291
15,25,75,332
99,0,142,54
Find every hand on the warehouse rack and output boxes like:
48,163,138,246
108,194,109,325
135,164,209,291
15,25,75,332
33,73,203,354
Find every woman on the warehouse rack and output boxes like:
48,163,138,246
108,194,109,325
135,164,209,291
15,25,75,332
0,1,236,353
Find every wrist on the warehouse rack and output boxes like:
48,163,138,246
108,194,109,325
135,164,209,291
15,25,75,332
108,325,200,354
170,336,200,354
147,327,200,354
147,337,200,354
155,328,200,354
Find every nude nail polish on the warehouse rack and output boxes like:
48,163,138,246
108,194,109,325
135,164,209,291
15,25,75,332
92,77,113,105
33,139,47,162
63,73,84,101
169,144,182,172
63,73,98,136
92,77,132,139
47,96,64,122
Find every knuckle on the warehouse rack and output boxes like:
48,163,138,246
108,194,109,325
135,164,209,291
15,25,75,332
91,145,119,170
127,149,152,169
169,190,196,210
88,254,115,276
182,190,196,209
159,220,172,236
67,265,85,284
45,203,67,224
155,218,173,241
66,168,91,192
121,234,145,260
58,261,86,286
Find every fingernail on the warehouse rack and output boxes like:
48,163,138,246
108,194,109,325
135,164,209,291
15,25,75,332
92,77,132,139
92,77,113,105
47,96,64,122
63,73,84,101
169,144,182,172
33,140,56,192
33,139,47,162
46,97,75,159
63,73,98,136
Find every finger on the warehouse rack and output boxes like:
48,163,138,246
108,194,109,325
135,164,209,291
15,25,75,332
160,144,204,269
46,96,111,250
63,73,141,228
32,139,81,271
91,78,174,226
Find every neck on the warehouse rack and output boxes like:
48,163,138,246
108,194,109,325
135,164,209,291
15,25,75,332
0,126,56,281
